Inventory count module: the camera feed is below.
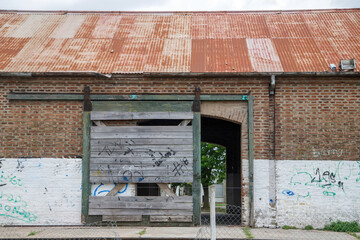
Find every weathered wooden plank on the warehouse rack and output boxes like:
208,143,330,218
179,120,192,126
90,171,193,178
89,196,192,203
93,120,106,126
90,163,193,171
150,216,193,223
90,157,193,164
8,93,84,101
91,151,193,158
90,201,192,210
91,111,193,120
157,183,176,197
106,183,126,196
90,176,193,183
91,138,193,146
91,126,192,133
91,132,193,139
92,101,193,112
91,144,193,152
192,111,201,225
82,112,91,223
89,208,193,216
8,93,249,102
102,215,142,222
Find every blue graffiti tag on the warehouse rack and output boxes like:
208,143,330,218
282,189,295,196
93,183,128,196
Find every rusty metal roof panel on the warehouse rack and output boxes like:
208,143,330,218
303,12,360,38
246,38,283,72
0,9,359,73
50,15,86,39
266,14,312,38
228,15,270,38
191,39,253,72
273,38,328,72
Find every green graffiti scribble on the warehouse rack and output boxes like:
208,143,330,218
0,214,33,223
297,192,311,201
0,172,22,187
323,191,336,197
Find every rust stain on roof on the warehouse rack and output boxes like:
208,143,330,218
0,9,359,73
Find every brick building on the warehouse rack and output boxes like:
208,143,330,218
0,9,359,227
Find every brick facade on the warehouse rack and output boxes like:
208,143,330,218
1,76,359,161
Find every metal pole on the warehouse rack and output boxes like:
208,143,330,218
210,185,216,240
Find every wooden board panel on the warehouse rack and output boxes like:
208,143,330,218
150,216,193,223
90,176,193,183
91,132,192,139
90,170,192,177
90,201,192,210
90,157,193,165
90,162,193,171
91,138,193,146
89,196,192,203
91,126,192,133
157,183,176,197
106,183,126,196
91,111,193,120
89,208,193,216
91,151,193,158
92,101,193,112
102,215,142,222
91,144,193,152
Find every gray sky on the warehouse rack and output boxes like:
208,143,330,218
0,0,359,11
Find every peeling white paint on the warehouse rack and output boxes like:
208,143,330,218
0,158,82,225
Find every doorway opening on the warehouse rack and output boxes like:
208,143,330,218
201,116,242,223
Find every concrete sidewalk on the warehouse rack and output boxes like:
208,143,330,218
0,226,358,239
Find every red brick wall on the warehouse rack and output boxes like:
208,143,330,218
275,77,360,161
0,76,358,161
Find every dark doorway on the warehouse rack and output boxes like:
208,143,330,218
201,116,242,209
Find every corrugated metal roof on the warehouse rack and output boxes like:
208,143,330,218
0,9,359,73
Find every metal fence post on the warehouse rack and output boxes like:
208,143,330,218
210,185,216,240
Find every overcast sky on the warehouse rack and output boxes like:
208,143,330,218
0,0,359,11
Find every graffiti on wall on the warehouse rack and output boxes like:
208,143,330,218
282,161,360,200
312,147,344,158
0,158,82,225
0,159,37,223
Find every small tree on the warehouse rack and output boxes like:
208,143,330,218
201,142,226,209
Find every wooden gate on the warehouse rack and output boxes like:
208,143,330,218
87,101,195,223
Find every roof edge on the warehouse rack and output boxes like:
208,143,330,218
0,8,359,15
1,71,360,79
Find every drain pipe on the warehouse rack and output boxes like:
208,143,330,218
269,75,278,227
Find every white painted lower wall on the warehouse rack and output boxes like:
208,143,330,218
0,158,82,225
254,159,360,228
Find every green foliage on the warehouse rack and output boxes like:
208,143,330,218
242,227,254,239
28,230,41,236
323,221,360,232
201,142,226,187
282,225,297,230
138,228,146,236
305,225,314,230
347,232,360,239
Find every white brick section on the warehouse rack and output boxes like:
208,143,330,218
254,159,360,228
0,158,82,225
